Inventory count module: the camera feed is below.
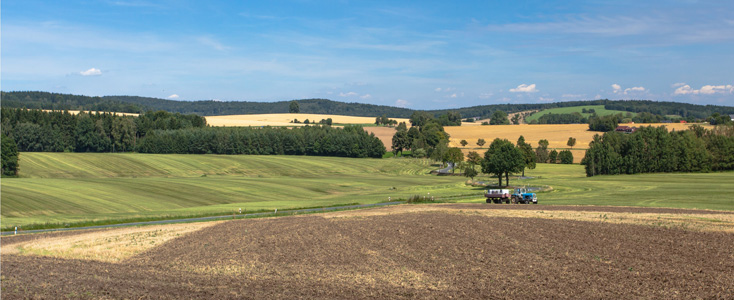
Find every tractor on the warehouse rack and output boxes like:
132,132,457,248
511,187,538,204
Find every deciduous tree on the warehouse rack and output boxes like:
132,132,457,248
481,138,524,187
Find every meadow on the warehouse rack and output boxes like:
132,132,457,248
3,152,734,231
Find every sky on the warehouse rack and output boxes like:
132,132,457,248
2,0,733,109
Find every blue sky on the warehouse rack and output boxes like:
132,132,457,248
2,0,733,109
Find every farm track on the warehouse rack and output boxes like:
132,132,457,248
2,204,733,299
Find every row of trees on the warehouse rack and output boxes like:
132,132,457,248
137,125,385,158
291,118,333,125
582,125,734,176
1,108,207,153
375,115,399,126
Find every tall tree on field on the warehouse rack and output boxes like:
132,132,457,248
516,135,537,176
460,139,468,147
466,151,482,166
481,138,524,187
535,139,550,163
444,147,464,173
476,138,486,148
567,137,577,149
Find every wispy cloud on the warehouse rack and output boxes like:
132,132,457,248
395,99,409,108
167,94,179,99
196,36,229,51
339,92,358,97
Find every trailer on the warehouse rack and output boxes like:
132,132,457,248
484,189,511,204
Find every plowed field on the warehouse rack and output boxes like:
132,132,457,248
3,204,733,299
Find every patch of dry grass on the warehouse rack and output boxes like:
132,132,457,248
323,204,734,233
1,221,221,262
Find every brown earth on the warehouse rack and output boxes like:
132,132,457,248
2,204,733,299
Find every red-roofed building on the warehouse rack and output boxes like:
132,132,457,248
615,126,637,133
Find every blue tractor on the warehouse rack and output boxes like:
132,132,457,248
511,187,538,204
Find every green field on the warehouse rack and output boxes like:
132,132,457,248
1,153,470,228
510,165,734,210
3,153,733,229
525,105,629,123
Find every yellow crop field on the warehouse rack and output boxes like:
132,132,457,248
445,123,708,163
206,113,410,127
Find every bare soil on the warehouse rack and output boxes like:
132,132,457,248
3,204,733,299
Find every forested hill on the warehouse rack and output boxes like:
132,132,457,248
3,91,733,119
1,91,415,117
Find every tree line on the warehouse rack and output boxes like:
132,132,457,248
137,125,385,158
1,108,207,153
582,124,734,177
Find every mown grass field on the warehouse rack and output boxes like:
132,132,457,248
1,153,466,228
3,152,732,230
496,164,734,211
524,105,629,123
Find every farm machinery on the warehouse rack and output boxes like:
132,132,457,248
485,187,537,204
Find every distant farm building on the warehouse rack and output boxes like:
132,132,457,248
615,126,637,133
730,114,734,121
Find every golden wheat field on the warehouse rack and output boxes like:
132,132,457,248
205,113,410,127
445,123,707,163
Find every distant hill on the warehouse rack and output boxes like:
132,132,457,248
3,91,733,119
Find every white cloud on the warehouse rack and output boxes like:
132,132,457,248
671,82,687,88
450,93,458,98
479,92,493,99
673,83,733,95
612,84,646,95
339,92,358,97
80,68,102,76
624,86,646,94
434,87,442,92
562,94,584,98
167,94,179,99
395,99,409,108
509,83,538,93
539,97,554,102
611,84,622,93
700,85,734,94
360,94,372,99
